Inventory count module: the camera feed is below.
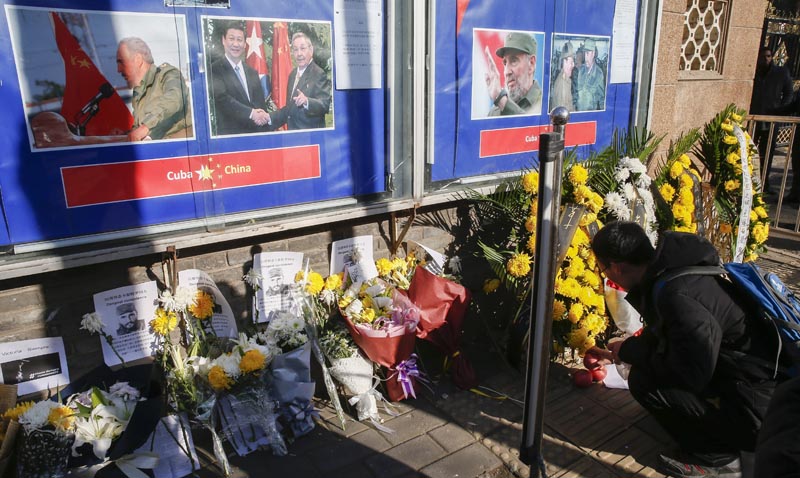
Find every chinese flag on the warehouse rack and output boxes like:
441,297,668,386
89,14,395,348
52,12,133,136
245,20,271,99
271,21,292,110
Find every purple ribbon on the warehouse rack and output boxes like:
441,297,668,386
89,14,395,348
395,354,421,399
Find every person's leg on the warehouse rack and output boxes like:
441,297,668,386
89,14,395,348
627,366,740,466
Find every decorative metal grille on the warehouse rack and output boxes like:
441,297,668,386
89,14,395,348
680,0,731,73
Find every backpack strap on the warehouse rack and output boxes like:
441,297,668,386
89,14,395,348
652,266,726,308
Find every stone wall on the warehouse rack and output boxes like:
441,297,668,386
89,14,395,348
650,0,767,147
0,204,465,384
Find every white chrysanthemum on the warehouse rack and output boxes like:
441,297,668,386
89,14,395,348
621,183,637,201
213,353,242,378
614,167,630,182
80,312,105,334
620,156,647,175
604,192,630,220
157,290,179,312
19,400,62,431
185,355,211,377
173,285,196,310
635,173,652,189
109,382,140,402
448,256,462,274
243,269,262,288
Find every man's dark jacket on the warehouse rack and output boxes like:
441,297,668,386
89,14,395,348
270,61,331,130
618,232,777,393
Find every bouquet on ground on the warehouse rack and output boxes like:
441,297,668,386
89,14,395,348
407,266,478,390
339,279,421,401
320,323,395,430
255,310,317,439
189,334,285,475
3,398,75,478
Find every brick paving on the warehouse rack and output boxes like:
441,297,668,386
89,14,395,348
192,235,798,477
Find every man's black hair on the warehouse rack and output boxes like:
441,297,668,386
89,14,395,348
223,20,246,37
760,47,773,55
591,221,656,266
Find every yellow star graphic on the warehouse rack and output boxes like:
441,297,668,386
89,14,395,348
195,165,214,180
77,58,90,69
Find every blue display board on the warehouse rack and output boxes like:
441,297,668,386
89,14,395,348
430,0,640,183
0,0,386,245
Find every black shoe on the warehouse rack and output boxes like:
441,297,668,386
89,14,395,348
657,454,741,477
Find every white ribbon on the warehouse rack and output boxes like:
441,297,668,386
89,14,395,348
347,378,399,433
114,452,159,478
732,124,752,263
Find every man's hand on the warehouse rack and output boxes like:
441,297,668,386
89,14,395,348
484,46,502,102
127,124,150,142
251,109,270,126
293,89,308,108
587,346,614,366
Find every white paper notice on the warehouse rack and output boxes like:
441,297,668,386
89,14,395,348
93,282,159,367
610,0,637,84
330,235,378,282
408,240,447,269
333,0,383,89
178,269,238,338
134,414,200,478
0,337,69,395
253,252,304,323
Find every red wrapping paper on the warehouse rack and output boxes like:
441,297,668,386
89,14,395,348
408,266,478,390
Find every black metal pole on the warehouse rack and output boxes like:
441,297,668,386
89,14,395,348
520,107,569,476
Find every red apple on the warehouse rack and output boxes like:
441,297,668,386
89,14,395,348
591,366,608,382
573,369,593,388
583,352,602,370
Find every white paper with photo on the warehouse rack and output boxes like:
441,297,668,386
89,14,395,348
0,337,69,396
253,252,304,323
93,282,159,367
134,413,199,478
178,269,238,338
330,235,378,282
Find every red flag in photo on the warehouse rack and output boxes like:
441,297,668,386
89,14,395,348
52,12,133,136
245,20,271,100
475,29,504,82
456,0,470,35
271,21,292,110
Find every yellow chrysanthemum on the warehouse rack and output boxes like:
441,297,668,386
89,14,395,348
556,277,581,299
567,327,589,350
568,303,584,323
678,154,691,167
48,405,74,431
726,152,740,165
582,270,601,289
719,223,733,234
750,210,758,222
239,349,266,374
731,113,743,123
579,212,597,227
190,291,215,320
151,308,178,336
659,183,676,203
569,165,589,185
208,365,232,391
669,162,685,179
324,273,343,291
588,192,605,213
724,179,741,193
754,206,768,219
304,272,325,295
552,300,567,320
752,223,769,245
721,122,734,133
679,174,694,189
375,258,393,276
506,253,532,278
723,135,738,145
482,278,501,294
524,215,537,233
2,401,34,421
526,233,537,255
522,171,539,194
678,188,694,207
